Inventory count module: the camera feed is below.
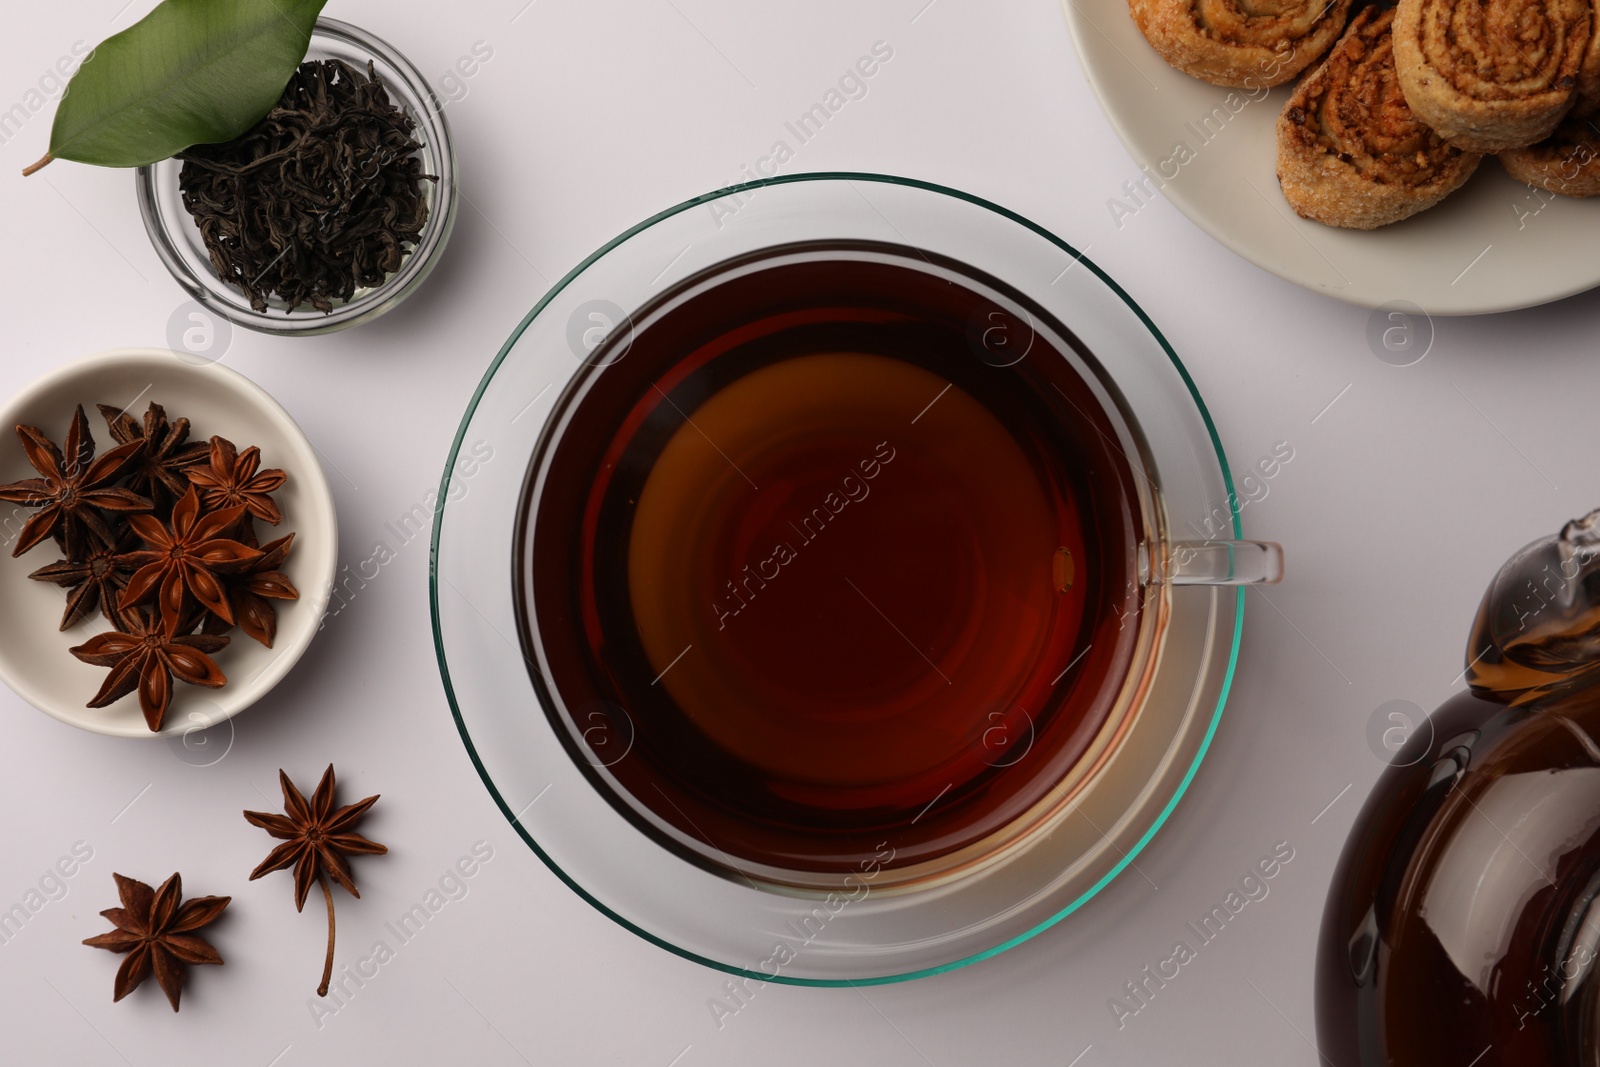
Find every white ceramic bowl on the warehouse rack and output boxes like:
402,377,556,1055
0,350,337,737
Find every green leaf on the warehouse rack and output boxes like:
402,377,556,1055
32,0,328,172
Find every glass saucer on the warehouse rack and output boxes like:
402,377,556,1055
430,174,1245,984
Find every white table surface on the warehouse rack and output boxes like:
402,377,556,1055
5,2,1597,1064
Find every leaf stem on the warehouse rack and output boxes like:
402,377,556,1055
21,154,53,177
316,871,336,997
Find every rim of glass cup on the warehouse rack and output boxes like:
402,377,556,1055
134,18,458,337
429,172,1246,986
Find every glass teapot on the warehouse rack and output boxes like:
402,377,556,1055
1317,510,1600,1065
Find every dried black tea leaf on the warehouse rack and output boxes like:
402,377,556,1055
177,59,433,314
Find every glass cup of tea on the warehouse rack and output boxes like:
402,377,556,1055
435,174,1282,983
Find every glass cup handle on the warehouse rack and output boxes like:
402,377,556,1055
1142,540,1284,586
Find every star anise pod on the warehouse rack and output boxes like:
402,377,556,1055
201,533,299,647
83,872,229,1012
118,486,260,631
244,766,387,996
28,526,139,630
98,402,210,514
187,435,286,526
68,606,229,731
0,406,149,558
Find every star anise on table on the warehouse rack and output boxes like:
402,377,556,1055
68,606,229,731
244,766,387,996
27,526,139,630
83,872,229,1012
200,532,299,647
186,435,286,528
98,402,210,514
0,406,149,558
119,486,260,630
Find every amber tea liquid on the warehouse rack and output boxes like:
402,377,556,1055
519,244,1147,880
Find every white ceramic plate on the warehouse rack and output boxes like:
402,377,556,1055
0,350,337,738
1059,0,1600,314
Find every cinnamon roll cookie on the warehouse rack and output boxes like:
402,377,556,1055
1500,112,1600,195
1576,16,1600,115
1128,0,1354,88
1276,8,1482,229
1393,0,1590,151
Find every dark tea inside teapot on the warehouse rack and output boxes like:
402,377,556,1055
1317,509,1600,1066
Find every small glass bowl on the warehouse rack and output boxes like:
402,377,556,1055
136,19,457,336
